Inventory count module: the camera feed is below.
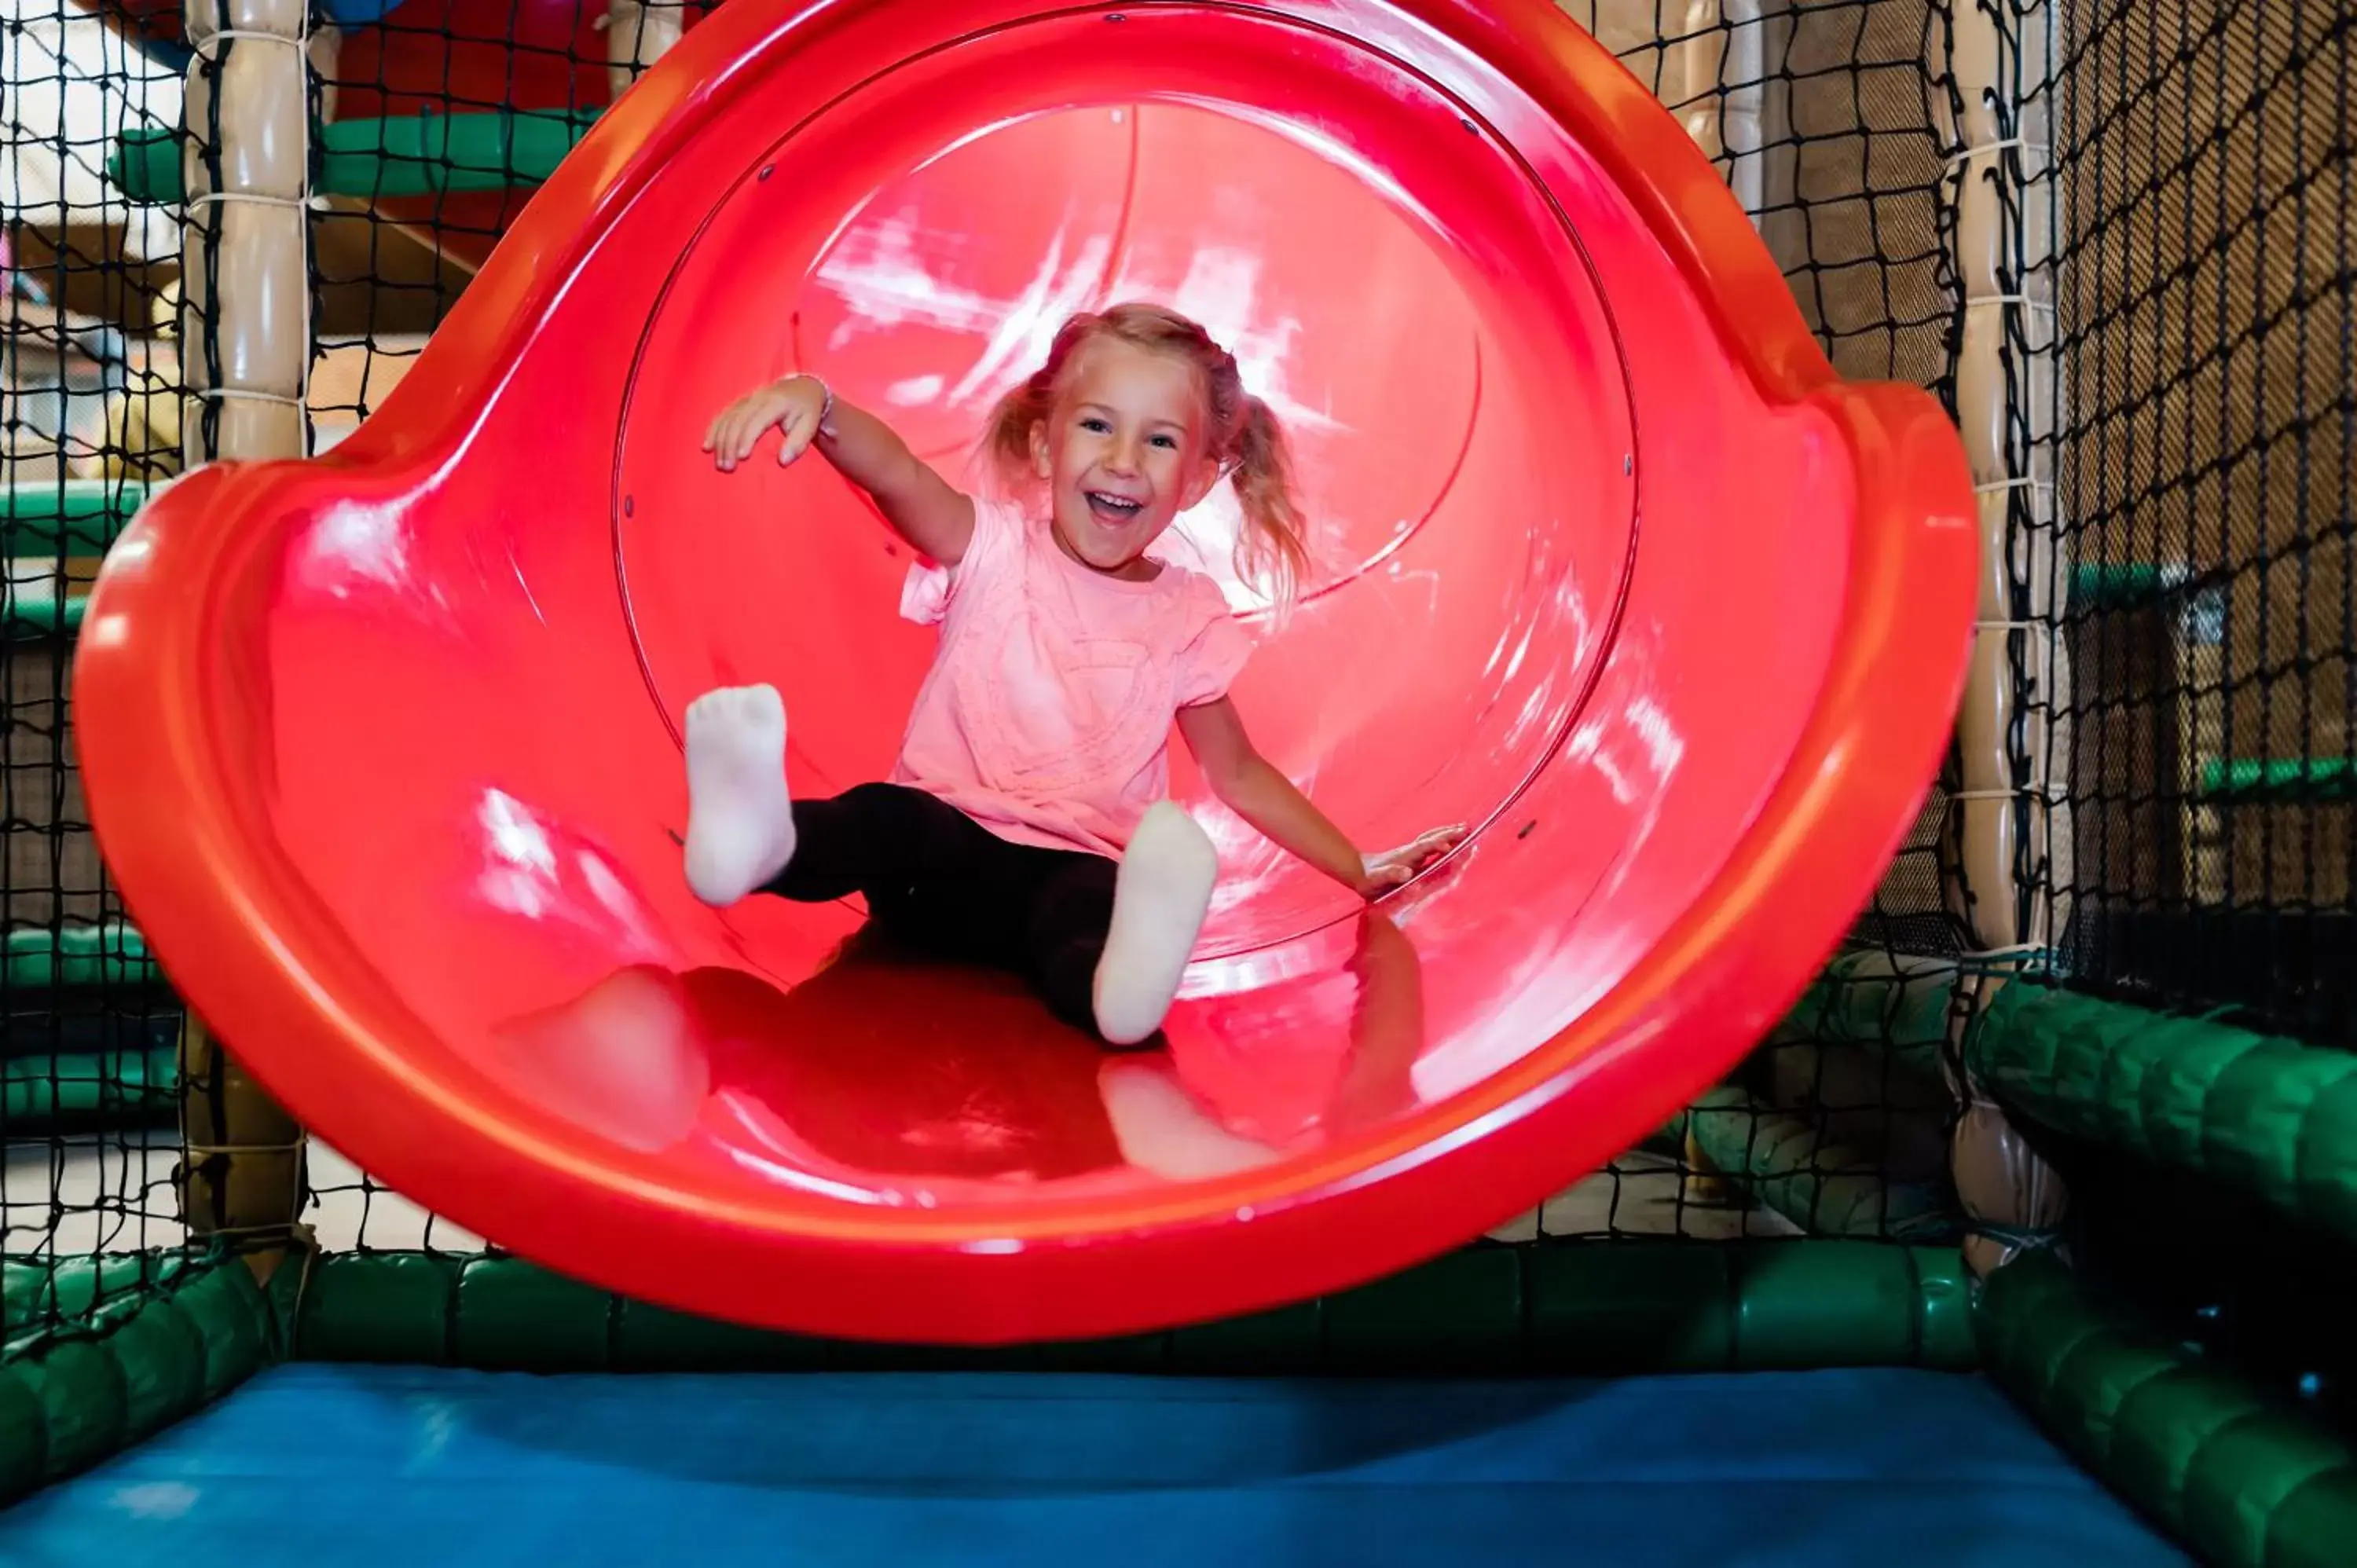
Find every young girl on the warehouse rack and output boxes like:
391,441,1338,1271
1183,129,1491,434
684,303,1462,1046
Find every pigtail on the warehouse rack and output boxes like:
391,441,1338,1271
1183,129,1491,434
981,372,1055,481
1226,394,1310,611
982,312,1100,487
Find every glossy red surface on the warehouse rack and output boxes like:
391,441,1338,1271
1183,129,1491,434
75,0,1978,1343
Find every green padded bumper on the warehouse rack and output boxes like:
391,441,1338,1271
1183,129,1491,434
1969,982,2357,1246
0,1240,1973,1504
112,112,599,204
1676,1085,1956,1240
290,1240,1978,1376
1769,949,1955,1079
1981,1251,2357,1568
2,1044,178,1134
0,1255,283,1504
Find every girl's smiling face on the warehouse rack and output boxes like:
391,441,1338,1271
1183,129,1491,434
1030,335,1222,580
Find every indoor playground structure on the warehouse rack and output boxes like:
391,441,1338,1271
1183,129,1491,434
1,0,2354,1563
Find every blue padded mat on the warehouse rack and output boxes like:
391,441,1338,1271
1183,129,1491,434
2,1365,2187,1566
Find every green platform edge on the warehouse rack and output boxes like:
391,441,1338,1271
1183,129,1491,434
1,481,145,557
112,112,600,205
1967,981,2357,1247
1,481,149,639
2198,757,2356,802
3,922,159,991
1,925,174,1135
3,589,87,637
2070,560,2196,612
0,1240,1970,1504
2,1046,178,1134
1981,1249,2357,1568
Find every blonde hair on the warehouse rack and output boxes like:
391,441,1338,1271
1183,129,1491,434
982,302,1310,606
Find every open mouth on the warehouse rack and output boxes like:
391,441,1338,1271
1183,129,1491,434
1085,490,1146,528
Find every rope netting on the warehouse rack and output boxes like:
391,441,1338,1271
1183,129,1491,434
2042,2,2357,1047
2,0,2014,1356
1,0,189,1360
1994,0,2357,1433
1534,1,1973,1248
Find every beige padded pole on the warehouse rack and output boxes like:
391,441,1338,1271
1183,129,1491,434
174,0,313,1266
601,0,686,100
1665,0,1765,216
1941,0,2069,1277
310,25,342,123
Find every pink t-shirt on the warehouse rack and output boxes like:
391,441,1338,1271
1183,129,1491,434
891,497,1253,858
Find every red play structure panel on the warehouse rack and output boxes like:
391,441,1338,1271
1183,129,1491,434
75,0,1975,1344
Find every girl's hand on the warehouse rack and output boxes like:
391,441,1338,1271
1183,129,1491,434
1360,823,1468,896
702,376,831,472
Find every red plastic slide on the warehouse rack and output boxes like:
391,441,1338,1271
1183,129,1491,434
76,0,1974,1343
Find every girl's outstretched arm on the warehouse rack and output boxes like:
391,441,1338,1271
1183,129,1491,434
703,373,975,566
1176,698,1463,898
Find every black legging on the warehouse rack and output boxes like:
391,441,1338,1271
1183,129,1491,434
762,783,1117,1037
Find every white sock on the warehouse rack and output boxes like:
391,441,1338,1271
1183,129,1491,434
681,684,797,907
1093,802,1219,1046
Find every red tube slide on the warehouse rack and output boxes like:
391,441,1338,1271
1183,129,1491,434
75,0,1975,1343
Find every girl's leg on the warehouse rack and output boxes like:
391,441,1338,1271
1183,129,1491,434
1028,802,1219,1047
682,683,1001,914
1022,855,1120,1038
766,782,1011,912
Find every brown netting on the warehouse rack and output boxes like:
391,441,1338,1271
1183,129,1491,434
2050,2,2356,1042
2,0,188,1349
